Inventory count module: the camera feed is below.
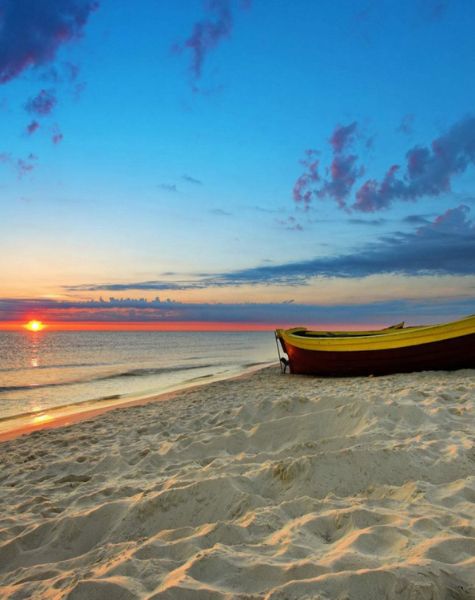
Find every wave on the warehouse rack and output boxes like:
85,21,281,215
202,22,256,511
0,394,124,423
0,363,215,393
0,362,112,373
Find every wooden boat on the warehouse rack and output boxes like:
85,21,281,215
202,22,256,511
275,315,475,376
286,322,406,338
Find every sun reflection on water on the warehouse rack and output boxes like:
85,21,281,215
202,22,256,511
32,413,53,425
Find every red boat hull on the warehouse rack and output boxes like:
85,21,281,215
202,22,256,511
279,332,475,376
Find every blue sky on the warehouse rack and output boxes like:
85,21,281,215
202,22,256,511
1,0,475,327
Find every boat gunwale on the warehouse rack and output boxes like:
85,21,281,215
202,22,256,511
276,315,475,353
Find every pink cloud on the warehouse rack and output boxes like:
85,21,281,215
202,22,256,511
26,120,40,135
25,89,57,115
293,124,365,210
51,124,64,144
174,0,251,88
292,149,320,208
0,152,38,178
353,115,475,212
318,154,365,209
0,0,99,84
330,121,358,153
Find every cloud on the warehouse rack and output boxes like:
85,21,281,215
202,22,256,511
293,124,366,210
51,125,64,144
321,122,365,208
25,88,57,115
41,61,80,84
68,281,204,292
276,216,303,231
174,0,250,88
397,113,415,135
182,174,203,185
294,116,475,214
210,208,231,216
330,122,358,153
68,205,475,292
2,295,474,325
17,155,37,177
224,204,475,283
158,183,178,193
402,213,431,225
348,217,386,226
292,149,320,208
353,115,475,212
318,154,365,209
0,151,37,177
0,0,99,84
251,205,282,214
26,120,40,135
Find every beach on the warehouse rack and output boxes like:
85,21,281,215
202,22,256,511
0,365,474,599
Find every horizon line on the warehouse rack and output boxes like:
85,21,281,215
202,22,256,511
0,320,385,332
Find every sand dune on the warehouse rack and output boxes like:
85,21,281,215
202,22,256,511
0,366,474,599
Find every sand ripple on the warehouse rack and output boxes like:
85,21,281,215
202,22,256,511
0,367,474,599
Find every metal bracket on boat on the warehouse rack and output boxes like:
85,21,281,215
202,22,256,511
275,332,289,374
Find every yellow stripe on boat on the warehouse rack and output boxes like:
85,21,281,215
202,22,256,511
276,314,475,352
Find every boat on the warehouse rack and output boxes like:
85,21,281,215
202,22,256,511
286,322,406,338
275,315,475,376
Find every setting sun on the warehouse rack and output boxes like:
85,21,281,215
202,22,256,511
25,320,45,332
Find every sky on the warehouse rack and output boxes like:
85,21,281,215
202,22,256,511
1,0,475,329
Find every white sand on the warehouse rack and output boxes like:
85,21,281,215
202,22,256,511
0,366,474,599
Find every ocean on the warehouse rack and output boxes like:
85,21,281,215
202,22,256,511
0,330,277,422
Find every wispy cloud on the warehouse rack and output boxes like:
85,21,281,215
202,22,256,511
319,153,365,209
158,183,178,193
210,208,231,216
0,152,38,177
348,217,386,226
397,113,415,135
402,213,431,225
25,89,57,115
182,174,203,185
67,205,475,291
16,155,37,177
26,120,40,135
174,0,250,89
293,149,320,208
293,123,366,210
330,122,358,153
51,125,64,145
2,295,474,325
222,204,475,283
276,216,303,231
68,281,204,292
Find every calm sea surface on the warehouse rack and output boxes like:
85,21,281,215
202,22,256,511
0,331,277,421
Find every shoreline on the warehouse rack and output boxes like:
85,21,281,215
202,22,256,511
0,361,277,443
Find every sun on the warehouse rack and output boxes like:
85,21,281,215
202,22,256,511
25,320,45,332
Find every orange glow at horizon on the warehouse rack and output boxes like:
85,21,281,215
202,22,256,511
2,320,382,332
24,320,46,332
20,320,281,331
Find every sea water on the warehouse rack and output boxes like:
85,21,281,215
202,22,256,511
0,330,277,421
